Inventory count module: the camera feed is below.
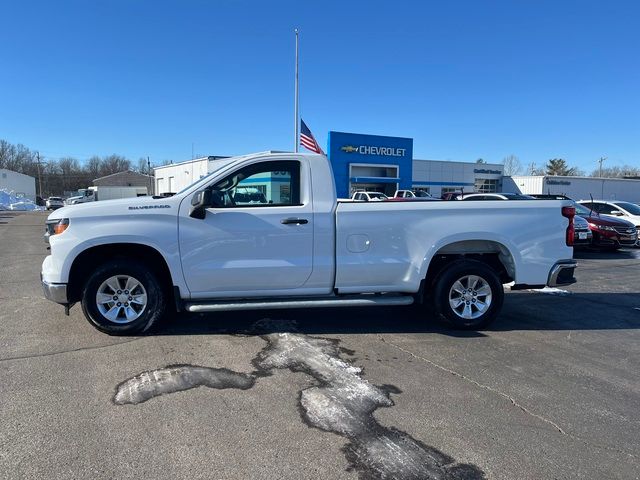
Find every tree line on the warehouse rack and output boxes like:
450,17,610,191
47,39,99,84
0,139,157,196
502,155,639,178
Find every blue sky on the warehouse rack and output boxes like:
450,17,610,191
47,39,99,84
1,0,638,173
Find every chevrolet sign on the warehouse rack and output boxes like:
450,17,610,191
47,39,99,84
341,145,407,157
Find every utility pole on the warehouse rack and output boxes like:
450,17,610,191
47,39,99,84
36,151,43,199
598,156,607,178
529,162,536,175
147,156,153,194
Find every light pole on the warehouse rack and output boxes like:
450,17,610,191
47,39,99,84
294,28,299,152
598,156,606,178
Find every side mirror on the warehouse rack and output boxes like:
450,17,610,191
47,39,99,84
611,211,624,216
190,189,212,219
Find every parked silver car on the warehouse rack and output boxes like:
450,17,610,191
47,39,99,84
46,197,65,210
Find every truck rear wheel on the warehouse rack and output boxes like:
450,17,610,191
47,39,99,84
81,260,166,335
433,259,504,330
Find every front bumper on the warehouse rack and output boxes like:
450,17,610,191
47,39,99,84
41,274,69,304
547,260,577,287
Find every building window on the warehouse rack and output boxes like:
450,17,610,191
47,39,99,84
474,178,498,193
441,187,463,194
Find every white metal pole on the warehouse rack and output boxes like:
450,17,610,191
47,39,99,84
294,28,299,153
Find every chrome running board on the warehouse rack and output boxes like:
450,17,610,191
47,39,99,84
185,294,414,313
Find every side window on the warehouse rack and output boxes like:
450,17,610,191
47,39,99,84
212,160,301,207
596,203,615,214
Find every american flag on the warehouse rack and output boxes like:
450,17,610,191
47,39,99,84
300,119,324,154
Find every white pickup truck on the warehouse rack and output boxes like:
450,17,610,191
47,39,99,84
42,151,577,335
65,186,148,205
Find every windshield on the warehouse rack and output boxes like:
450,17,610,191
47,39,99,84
369,193,388,199
503,193,536,200
414,191,430,197
175,157,239,195
613,202,640,215
573,202,593,215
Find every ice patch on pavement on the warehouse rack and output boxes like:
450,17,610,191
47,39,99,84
529,287,571,296
256,332,485,479
113,364,254,405
114,330,486,479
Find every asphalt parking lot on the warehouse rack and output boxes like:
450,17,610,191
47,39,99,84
1,211,639,480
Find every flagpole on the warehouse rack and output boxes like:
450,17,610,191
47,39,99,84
294,28,299,153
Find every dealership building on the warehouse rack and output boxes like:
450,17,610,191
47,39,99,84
154,131,504,198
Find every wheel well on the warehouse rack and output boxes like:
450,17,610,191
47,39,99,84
419,241,515,302
68,243,174,303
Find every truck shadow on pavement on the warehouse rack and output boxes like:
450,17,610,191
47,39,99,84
158,306,487,337
574,248,640,260
154,291,640,337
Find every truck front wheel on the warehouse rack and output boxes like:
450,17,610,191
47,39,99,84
433,259,504,330
81,260,166,335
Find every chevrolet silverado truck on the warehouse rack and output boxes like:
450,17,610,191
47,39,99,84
41,151,577,335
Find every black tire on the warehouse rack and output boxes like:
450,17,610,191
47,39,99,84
432,259,504,330
81,260,167,335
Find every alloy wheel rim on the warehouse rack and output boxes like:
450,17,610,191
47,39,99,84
96,275,147,324
448,275,492,320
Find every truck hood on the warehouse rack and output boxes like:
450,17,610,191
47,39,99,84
47,195,181,221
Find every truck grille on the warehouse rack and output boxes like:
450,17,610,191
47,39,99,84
614,226,636,235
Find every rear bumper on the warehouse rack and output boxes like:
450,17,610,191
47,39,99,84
41,274,69,304
547,260,577,287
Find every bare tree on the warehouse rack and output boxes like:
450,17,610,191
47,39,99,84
84,156,102,179
590,165,640,178
502,155,522,176
100,155,131,177
136,157,151,175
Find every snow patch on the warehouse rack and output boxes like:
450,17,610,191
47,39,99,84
0,189,42,211
530,287,571,296
256,332,485,479
114,330,486,479
113,364,254,405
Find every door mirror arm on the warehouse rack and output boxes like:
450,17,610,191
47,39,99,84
189,189,226,219
190,189,212,219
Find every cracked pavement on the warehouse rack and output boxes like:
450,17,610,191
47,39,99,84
1,211,639,479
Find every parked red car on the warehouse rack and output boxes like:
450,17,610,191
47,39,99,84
575,202,637,250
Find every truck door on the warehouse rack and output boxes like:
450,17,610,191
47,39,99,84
178,159,314,297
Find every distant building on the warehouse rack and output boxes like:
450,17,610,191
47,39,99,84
504,175,640,203
93,170,155,195
153,140,504,199
0,169,36,201
154,156,229,195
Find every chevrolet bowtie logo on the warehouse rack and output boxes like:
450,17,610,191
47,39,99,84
341,145,359,153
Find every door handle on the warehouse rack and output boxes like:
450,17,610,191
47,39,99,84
281,218,309,225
